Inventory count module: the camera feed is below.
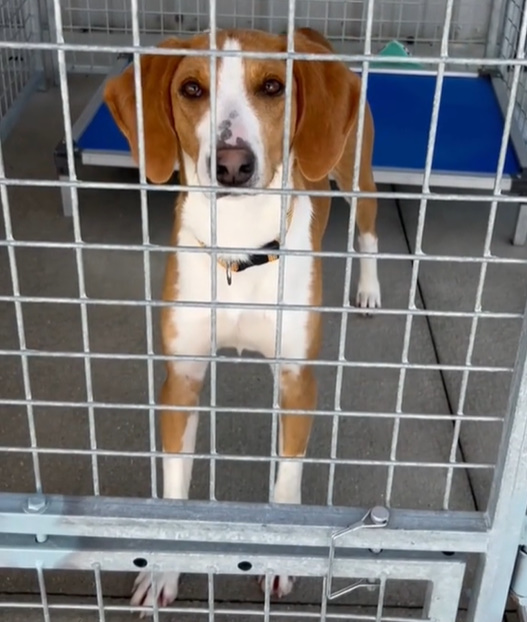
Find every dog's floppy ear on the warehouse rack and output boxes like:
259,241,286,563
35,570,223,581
103,39,187,184
292,29,361,182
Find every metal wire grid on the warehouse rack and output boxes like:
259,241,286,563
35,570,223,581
1,1,527,619
500,0,527,145
1,0,527,510
0,0,41,136
51,0,492,73
0,566,452,622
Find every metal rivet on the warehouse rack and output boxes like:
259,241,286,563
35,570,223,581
370,506,390,525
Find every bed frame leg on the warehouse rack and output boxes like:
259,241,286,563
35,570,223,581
59,175,73,218
513,204,527,246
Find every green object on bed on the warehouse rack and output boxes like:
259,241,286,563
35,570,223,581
372,40,424,69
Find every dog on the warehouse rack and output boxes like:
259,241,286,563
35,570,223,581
104,26,380,611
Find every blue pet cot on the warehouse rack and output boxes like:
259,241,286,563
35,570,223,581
55,57,527,244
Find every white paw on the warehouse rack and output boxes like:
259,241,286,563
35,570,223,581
356,277,381,313
131,571,180,616
258,575,295,598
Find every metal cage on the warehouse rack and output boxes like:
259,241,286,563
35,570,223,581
0,0,44,139
2,1,527,621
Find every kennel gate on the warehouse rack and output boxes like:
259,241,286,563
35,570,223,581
3,0,527,621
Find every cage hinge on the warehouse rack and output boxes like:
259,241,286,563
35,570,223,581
54,138,81,176
326,505,390,601
23,495,49,543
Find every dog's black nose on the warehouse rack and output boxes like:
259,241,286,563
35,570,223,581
216,147,256,186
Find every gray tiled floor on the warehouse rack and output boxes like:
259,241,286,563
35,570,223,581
1,74,526,620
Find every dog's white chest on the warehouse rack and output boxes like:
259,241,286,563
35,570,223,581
167,193,314,364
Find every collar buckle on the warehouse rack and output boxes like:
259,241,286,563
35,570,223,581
225,262,233,286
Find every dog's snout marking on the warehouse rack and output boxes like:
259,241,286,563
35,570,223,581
219,119,233,142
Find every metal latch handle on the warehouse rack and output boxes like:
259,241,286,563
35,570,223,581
326,505,390,601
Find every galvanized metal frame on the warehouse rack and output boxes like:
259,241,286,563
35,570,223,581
3,0,527,620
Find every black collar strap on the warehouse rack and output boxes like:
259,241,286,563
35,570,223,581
196,205,293,285
198,239,280,285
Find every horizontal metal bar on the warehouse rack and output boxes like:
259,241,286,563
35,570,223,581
0,533,466,601
0,298,522,318
1,175,526,205
0,240,526,266
0,397,507,420
373,170,513,191
79,151,514,193
0,38,525,68
0,445,496,469
0,601,427,622
0,494,490,553
0,396,504,423
0,348,513,373
0,338,521,358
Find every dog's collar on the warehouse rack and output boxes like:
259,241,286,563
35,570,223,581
198,239,280,285
197,205,294,285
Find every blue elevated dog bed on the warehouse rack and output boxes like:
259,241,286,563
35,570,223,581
55,62,527,242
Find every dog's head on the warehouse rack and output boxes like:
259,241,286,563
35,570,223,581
104,28,360,191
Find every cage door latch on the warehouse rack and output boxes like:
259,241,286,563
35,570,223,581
326,505,390,601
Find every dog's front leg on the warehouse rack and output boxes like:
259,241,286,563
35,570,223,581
131,360,207,614
259,365,316,598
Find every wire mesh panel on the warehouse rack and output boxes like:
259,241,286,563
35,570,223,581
500,0,527,146
54,0,493,72
0,0,43,139
2,0,527,621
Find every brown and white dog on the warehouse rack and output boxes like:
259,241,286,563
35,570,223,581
104,27,380,611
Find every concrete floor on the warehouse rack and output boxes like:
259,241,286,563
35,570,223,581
1,74,527,620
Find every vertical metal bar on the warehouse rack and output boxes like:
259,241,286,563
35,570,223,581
268,0,296,502
263,573,272,622
319,576,329,622
0,132,41,491
103,0,110,42
85,0,93,69
327,0,374,506
375,575,387,622
36,565,50,622
385,0,455,506
208,571,215,622
426,564,465,621
151,567,160,622
27,0,44,83
51,0,100,495
445,0,527,511
208,0,218,502
485,0,507,58
468,6,527,619
129,0,157,498
93,563,106,622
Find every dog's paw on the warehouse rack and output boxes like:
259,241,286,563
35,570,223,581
356,277,381,314
131,571,180,616
258,575,295,598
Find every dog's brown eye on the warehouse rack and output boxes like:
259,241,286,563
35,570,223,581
181,81,203,98
262,79,284,96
